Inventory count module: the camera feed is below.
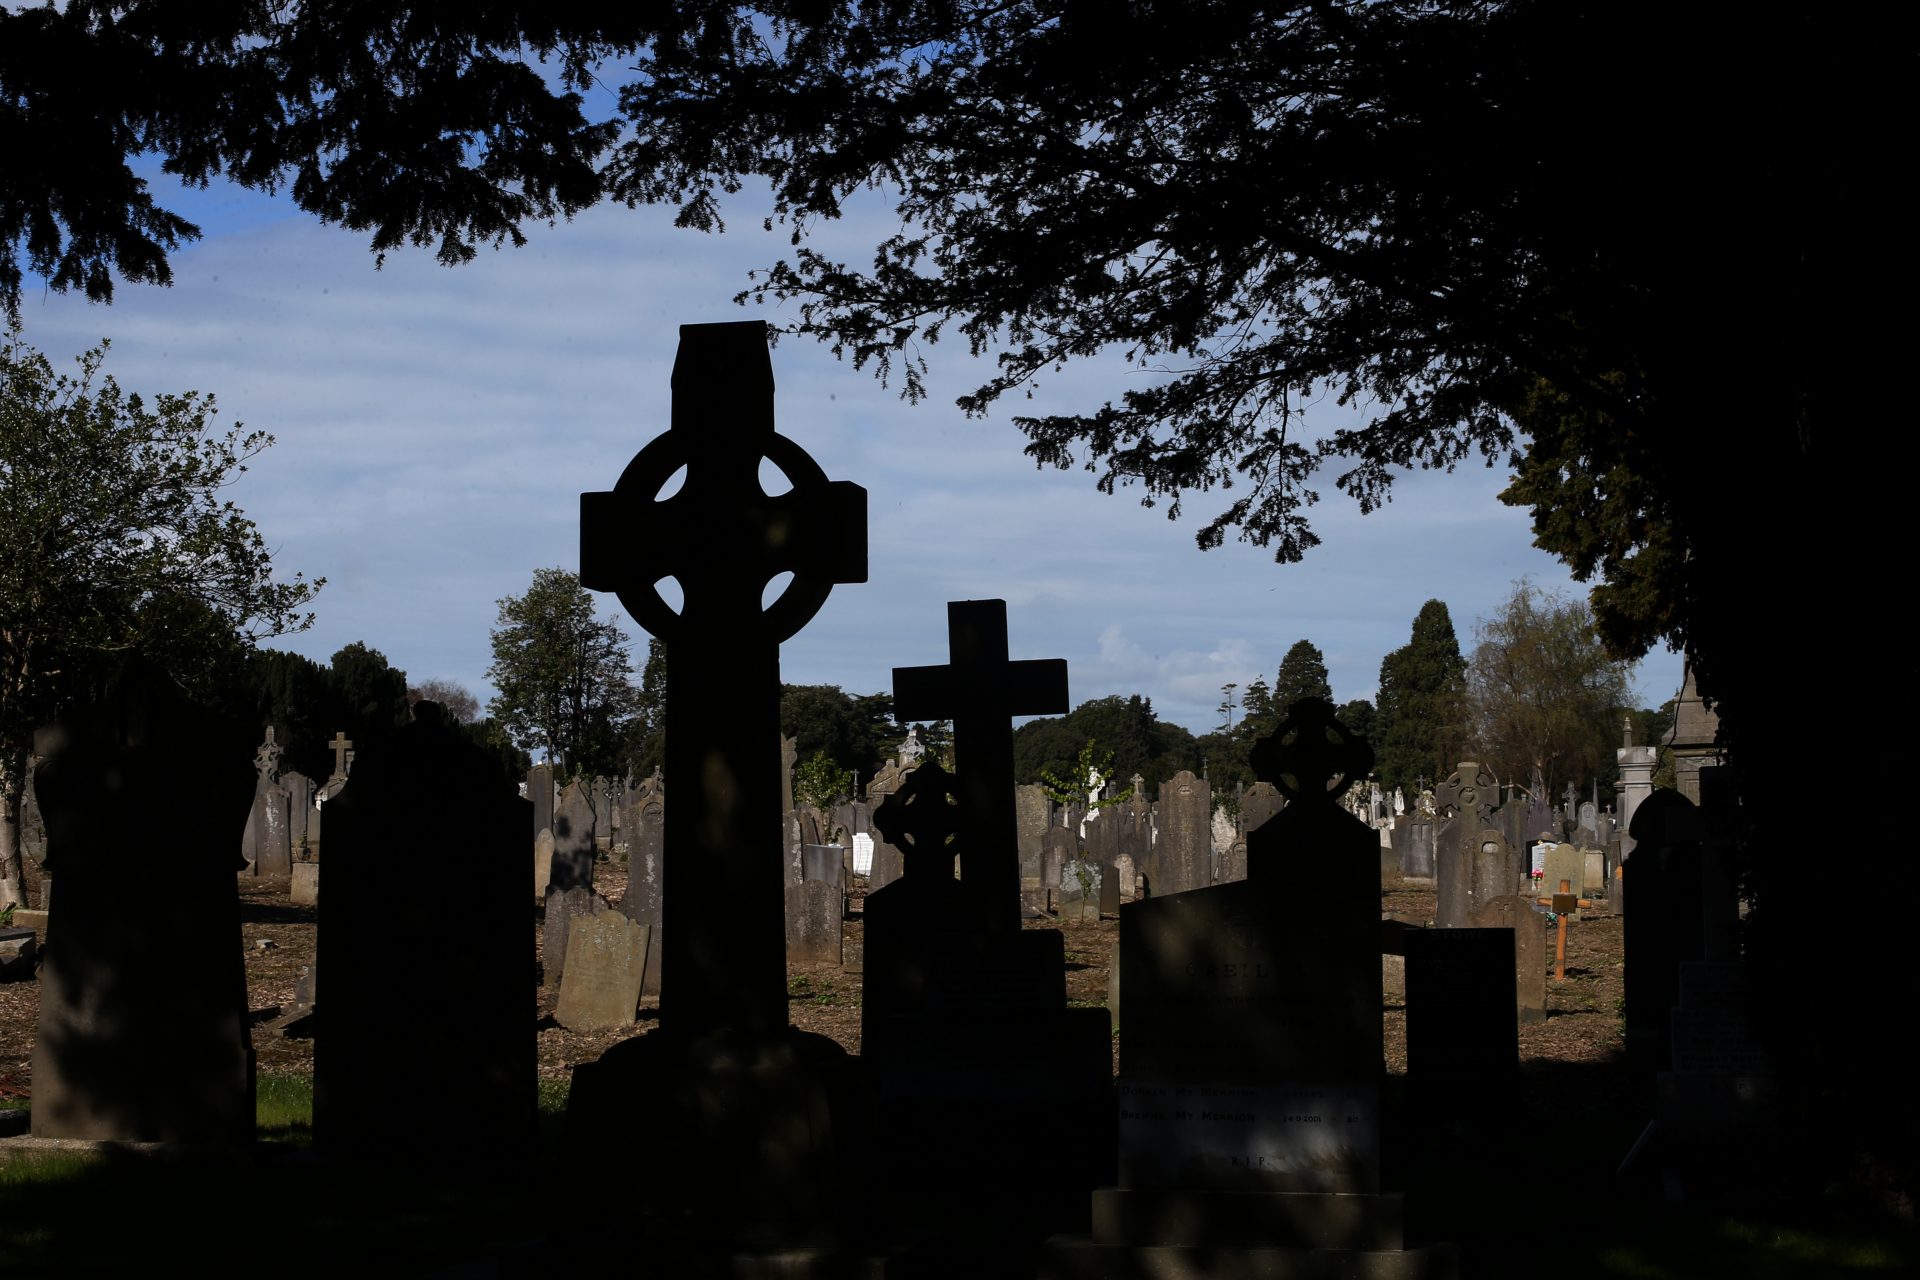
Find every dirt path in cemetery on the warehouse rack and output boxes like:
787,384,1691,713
0,861,1630,1099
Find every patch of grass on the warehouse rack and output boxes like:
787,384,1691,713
256,1072,313,1142
787,974,840,1006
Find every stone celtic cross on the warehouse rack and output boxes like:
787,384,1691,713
893,600,1067,932
871,759,962,881
581,321,867,1036
1249,697,1373,803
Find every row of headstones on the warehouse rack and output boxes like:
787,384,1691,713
29,679,531,1154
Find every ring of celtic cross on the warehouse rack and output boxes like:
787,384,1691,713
603,428,841,646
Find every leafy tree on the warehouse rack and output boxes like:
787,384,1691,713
326,641,410,747
0,327,318,905
486,568,637,779
1038,738,1131,811
792,748,854,816
1465,581,1633,801
1373,599,1468,796
1272,641,1333,715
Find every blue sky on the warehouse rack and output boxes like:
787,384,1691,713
10,163,1683,736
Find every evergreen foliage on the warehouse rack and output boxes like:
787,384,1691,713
1271,640,1333,715
1373,599,1467,796
1012,694,1197,792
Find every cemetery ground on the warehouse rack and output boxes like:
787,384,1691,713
0,860,1912,1276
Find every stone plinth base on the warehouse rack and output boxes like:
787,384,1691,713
1040,1236,1459,1280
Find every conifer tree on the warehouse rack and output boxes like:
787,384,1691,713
1374,600,1468,796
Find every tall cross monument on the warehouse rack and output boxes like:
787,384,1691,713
581,321,866,1037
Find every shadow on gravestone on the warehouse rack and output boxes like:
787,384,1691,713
864,600,1111,1246
30,658,256,1142
564,321,867,1257
1046,699,1455,1274
313,702,534,1164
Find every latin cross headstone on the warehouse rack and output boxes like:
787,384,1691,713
580,320,866,1037
892,600,1067,931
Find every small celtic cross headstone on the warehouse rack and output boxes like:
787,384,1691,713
892,600,1067,931
1248,697,1374,804
1434,761,1499,823
580,321,866,1037
871,759,961,881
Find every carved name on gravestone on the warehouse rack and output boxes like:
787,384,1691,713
556,911,651,1032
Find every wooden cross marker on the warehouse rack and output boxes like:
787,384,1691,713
1535,877,1594,982
580,321,866,1037
892,601,1067,932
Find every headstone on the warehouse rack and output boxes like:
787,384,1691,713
863,600,1108,1236
543,884,604,988
315,702,534,1161
1584,848,1606,895
786,843,846,964
1433,762,1501,927
551,778,596,894
1472,895,1548,1026
284,770,313,851
1015,782,1051,881
1050,700,1452,1276
618,770,666,998
1404,927,1519,1078
29,662,255,1142
567,321,867,1248
1151,770,1212,896
1623,788,1708,1081
528,763,556,837
865,757,909,891
1041,826,1077,912
290,861,320,906
851,831,875,877
533,827,556,899
555,911,650,1032
1543,844,1586,917
1401,815,1436,881
1058,858,1102,923
892,599,1068,929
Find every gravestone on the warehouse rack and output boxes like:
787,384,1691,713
786,843,846,964
1623,788,1708,1082
1543,844,1586,917
544,884,605,988
315,702,534,1161
1050,700,1451,1275
528,762,556,837
865,757,909,891
616,770,665,997
555,911,651,1032
29,661,255,1142
566,321,867,1250
1058,857,1102,923
284,769,314,852
1016,782,1051,880
864,600,1108,1237
533,827,556,899
1433,762,1500,927
1405,927,1519,1078
1042,825,1078,912
241,726,292,877
1472,894,1548,1026
781,734,802,886
1118,777,1154,873
550,777,597,893
1401,815,1436,881
1151,770,1212,896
